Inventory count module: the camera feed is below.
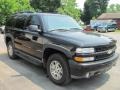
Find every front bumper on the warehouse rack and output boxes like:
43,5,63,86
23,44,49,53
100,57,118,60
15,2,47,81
69,53,119,79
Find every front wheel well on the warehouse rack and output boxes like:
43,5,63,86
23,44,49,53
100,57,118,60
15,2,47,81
43,48,68,67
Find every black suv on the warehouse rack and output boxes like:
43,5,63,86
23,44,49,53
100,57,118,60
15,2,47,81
5,12,119,85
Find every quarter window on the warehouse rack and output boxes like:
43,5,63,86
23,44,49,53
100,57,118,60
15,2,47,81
15,15,27,29
6,16,16,27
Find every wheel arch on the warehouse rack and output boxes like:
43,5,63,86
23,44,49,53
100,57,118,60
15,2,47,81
5,34,14,45
43,44,72,67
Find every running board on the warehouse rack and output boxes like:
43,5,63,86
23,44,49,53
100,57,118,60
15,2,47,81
15,50,43,66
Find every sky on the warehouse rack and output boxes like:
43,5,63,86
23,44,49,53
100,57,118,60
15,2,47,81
76,0,120,9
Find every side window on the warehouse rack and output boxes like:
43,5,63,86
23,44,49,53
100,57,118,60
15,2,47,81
15,15,27,29
6,16,16,27
30,15,40,25
24,15,42,31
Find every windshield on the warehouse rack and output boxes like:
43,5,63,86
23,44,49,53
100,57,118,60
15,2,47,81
43,14,82,31
108,24,116,27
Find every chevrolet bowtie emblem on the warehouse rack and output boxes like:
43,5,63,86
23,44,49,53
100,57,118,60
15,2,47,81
107,49,113,54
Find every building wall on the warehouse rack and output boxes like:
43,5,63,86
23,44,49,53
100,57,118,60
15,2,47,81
116,19,120,29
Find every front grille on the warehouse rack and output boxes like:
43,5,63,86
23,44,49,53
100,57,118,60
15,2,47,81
95,44,116,52
95,44,116,60
95,52,115,60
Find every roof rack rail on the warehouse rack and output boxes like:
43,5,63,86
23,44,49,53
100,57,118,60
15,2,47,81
15,11,34,14
37,11,42,13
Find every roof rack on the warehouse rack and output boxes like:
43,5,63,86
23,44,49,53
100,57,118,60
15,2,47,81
37,10,58,14
15,11,34,14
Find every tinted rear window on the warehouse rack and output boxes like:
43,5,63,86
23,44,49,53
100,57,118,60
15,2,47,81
15,15,28,29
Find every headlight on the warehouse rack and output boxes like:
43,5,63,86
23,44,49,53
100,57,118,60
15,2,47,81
75,48,95,54
74,48,95,62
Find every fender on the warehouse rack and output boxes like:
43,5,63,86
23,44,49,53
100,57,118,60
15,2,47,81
5,33,14,45
43,43,73,59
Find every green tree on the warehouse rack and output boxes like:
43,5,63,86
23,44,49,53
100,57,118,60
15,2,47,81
0,0,33,25
81,0,109,24
81,2,92,25
30,0,61,12
58,0,80,21
15,0,33,11
107,4,120,13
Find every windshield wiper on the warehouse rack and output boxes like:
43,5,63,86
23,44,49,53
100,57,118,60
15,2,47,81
70,28,82,30
50,29,70,32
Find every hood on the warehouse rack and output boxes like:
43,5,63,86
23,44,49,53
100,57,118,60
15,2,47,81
46,31,115,47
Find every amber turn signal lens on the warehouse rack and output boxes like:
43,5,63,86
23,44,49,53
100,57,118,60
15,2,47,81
74,56,94,62
74,57,83,62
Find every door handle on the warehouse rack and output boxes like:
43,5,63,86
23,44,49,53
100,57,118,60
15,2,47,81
32,36,38,41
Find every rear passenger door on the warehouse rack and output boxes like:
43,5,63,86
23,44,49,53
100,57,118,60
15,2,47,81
14,15,29,51
23,15,44,59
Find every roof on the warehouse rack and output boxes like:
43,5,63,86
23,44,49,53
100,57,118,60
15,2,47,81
97,13,120,20
15,11,59,15
14,12,63,17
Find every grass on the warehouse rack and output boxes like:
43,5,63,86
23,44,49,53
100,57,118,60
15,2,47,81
115,30,120,32
0,52,7,56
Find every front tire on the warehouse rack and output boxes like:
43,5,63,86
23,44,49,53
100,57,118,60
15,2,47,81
47,53,71,85
7,41,17,59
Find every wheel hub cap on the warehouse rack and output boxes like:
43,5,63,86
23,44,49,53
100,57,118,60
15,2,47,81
50,60,63,80
8,45,13,56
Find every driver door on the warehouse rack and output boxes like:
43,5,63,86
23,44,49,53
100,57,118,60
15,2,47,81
23,15,44,59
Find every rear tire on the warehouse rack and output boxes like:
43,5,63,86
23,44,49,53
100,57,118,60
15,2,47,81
7,41,17,59
47,53,71,85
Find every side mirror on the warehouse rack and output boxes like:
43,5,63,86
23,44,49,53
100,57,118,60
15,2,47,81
29,25,42,32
